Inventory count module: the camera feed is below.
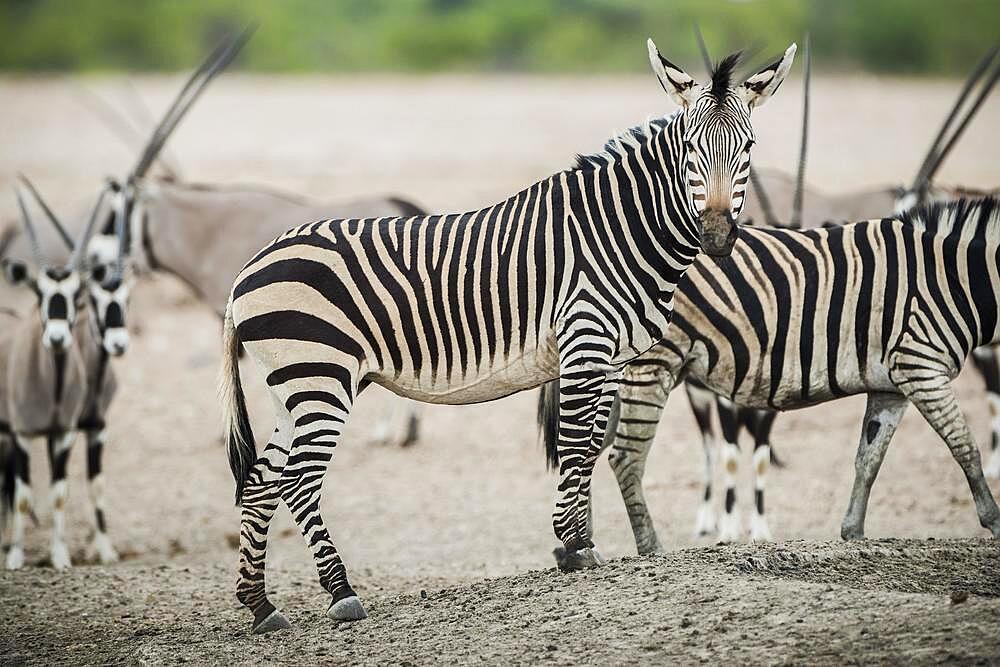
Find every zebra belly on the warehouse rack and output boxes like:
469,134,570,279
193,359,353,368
369,347,558,405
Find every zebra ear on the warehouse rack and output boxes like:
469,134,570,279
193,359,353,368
741,43,797,110
648,39,699,108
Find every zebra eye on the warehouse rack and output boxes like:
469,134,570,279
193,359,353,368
745,139,755,151
684,140,695,153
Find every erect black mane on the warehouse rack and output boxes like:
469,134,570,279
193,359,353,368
710,52,743,102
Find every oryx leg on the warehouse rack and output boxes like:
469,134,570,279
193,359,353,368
84,428,118,564
684,381,718,537
277,367,365,622
841,393,908,540
47,432,75,570
715,396,743,543
749,409,777,542
552,324,618,571
5,434,32,570
606,362,672,554
369,401,421,448
971,347,1000,479
894,365,1000,537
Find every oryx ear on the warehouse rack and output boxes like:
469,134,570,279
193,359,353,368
741,43,797,110
648,39,699,108
2,258,29,286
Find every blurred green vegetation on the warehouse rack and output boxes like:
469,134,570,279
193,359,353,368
0,0,997,75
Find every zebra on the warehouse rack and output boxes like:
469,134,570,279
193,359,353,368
218,40,797,633
685,40,1000,540
539,197,1000,554
0,181,105,570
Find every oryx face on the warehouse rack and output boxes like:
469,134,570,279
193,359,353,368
87,264,132,356
647,40,797,257
33,267,85,352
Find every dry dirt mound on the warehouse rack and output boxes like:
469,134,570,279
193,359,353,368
3,539,998,665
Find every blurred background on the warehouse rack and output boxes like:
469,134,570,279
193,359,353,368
2,0,998,75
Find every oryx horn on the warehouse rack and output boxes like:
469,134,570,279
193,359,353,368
17,173,74,251
71,186,111,270
789,34,811,230
130,23,257,180
912,44,999,193
13,184,44,266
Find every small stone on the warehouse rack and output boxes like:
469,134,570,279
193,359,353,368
420,590,428,600
950,590,969,605
680,617,692,628
546,645,557,651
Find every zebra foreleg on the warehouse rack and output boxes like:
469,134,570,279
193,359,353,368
606,364,670,554
971,347,1000,479
552,337,617,570
715,397,743,543
841,393,907,540
47,432,75,570
684,382,718,537
5,434,32,570
84,428,118,564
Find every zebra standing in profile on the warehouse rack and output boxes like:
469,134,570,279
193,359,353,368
541,198,1000,555
219,39,797,633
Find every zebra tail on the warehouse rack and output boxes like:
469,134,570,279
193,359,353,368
220,299,255,506
537,380,561,471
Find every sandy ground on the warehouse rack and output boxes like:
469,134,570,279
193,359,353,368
1,74,999,664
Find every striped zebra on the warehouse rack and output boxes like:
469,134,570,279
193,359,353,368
219,40,797,633
541,197,1000,554
683,40,1000,541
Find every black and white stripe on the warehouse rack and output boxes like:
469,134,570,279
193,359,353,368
219,41,796,634
544,198,1000,553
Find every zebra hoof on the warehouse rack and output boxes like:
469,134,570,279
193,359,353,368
328,595,367,622
252,609,292,634
556,546,605,571
5,546,25,570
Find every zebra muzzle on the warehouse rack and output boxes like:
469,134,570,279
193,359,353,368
699,209,739,257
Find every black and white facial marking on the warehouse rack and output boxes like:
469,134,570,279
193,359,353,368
87,264,131,356
648,41,796,256
7,262,86,353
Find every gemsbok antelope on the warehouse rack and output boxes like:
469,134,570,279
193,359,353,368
0,182,105,570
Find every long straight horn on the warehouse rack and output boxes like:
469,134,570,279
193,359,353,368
789,35,811,229
131,23,256,179
694,23,713,74
911,44,999,192
14,186,44,266
113,186,128,278
16,173,74,251
70,187,110,270
921,52,1000,188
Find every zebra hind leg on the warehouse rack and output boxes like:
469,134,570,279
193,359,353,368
840,393,907,540
896,370,1000,537
237,427,292,634
278,378,367,621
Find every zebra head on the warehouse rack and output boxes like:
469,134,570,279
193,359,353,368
648,40,797,256
4,180,105,352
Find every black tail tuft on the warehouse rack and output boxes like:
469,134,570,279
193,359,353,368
537,380,560,471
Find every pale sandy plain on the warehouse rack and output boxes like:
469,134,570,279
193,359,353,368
1,73,999,664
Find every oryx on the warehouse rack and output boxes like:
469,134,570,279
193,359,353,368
0,181,105,570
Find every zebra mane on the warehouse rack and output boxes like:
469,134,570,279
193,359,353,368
572,111,678,171
898,195,1000,242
